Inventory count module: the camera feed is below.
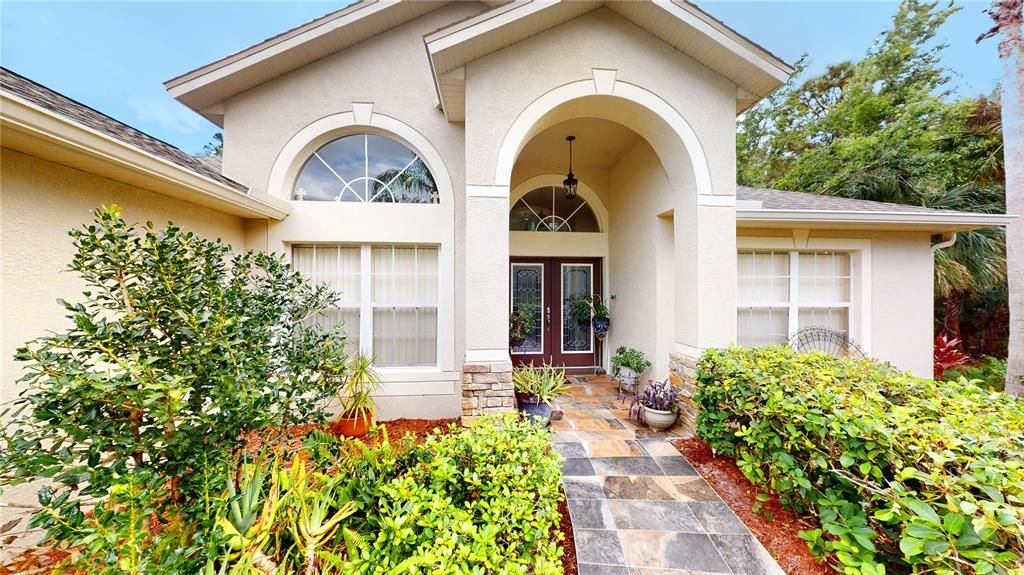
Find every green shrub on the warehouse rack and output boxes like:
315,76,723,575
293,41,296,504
695,346,1024,575
0,206,349,572
350,414,564,574
945,355,1007,392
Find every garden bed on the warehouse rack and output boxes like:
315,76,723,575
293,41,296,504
2,415,568,574
674,438,834,575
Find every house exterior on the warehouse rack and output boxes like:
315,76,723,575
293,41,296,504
2,0,1013,429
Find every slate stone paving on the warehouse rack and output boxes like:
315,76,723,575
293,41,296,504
553,376,784,575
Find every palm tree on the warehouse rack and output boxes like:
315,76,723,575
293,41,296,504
370,158,437,203
979,0,1023,395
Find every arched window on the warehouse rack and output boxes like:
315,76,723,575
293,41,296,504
293,133,438,203
509,186,600,232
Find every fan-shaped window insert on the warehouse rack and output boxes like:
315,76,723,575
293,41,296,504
509,186,600,232
294,133,439,203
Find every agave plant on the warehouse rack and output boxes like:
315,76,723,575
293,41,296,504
217,453,285,574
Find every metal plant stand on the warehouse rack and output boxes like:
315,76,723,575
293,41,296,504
788,326,867,359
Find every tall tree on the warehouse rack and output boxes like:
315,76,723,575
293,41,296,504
979,0,1023,396
738,0,1008,350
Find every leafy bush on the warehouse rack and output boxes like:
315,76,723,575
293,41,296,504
0,206,349,571
945,355,1007,392
348,414,564,574
611,346,651,376
695,346,1024,575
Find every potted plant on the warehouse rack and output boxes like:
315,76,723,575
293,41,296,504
629,378,680,430
333,354,383,438
513,362,569,422
611,346,651,394
509,306,536,348
572,294,611,339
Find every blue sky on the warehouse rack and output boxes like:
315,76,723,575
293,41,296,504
0,1,1003,155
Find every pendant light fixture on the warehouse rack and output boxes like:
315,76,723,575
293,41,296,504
563,135,578,200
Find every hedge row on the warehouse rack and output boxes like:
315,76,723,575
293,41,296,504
694,346,1024,575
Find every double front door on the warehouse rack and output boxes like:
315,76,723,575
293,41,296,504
510,257,602,369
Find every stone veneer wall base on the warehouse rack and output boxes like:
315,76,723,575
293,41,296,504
668,352,699,434
461,361,515,424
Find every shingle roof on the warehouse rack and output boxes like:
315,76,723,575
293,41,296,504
1,67,244,192
737,185,971,215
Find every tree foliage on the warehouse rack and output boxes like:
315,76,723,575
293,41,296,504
0,206,348,531
737,0,1008,351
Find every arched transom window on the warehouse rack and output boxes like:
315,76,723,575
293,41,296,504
509,186,600,232
294,133,438,203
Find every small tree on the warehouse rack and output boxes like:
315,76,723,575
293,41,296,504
0,206,348,526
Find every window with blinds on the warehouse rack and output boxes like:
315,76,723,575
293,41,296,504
737,250,851,347
292,244,439,367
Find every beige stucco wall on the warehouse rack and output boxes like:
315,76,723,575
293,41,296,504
0,148,246,553
607,140,677,381
737,228,936,377
218,3,489,419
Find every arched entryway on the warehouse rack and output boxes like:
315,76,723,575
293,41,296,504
463,73,738,388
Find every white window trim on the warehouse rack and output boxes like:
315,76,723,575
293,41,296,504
737,237,872,352
290,242,453,388
268,113,456,393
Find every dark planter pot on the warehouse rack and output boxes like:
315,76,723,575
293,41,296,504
592,317,610,339
510,336,525,348
516,393,552,423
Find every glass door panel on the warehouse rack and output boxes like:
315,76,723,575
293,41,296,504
511,263,544,355
561,263,593,354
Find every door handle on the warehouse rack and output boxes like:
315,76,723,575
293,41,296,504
546,306,551,327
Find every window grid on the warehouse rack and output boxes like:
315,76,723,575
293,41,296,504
737,250,852,346
292,243,439,367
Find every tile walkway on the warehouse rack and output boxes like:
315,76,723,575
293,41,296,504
552,375,784,575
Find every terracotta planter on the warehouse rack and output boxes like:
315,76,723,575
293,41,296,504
333,414,373,438
642,406,677,430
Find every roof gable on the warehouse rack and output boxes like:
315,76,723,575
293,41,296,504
426,1,793,120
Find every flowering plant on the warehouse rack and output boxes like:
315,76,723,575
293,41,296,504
630,378,680,419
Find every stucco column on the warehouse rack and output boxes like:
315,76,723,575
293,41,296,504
460,186,515,419
670,195,737,431
674,197,737,352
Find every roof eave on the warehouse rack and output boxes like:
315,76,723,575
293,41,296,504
1,90,289,220
736,209,1016,232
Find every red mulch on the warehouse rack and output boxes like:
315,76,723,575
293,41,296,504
0,547,75,575
558,490,578,575
358,418,460,444
674,438,835,575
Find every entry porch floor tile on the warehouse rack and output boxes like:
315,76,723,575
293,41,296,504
555,376,783,575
